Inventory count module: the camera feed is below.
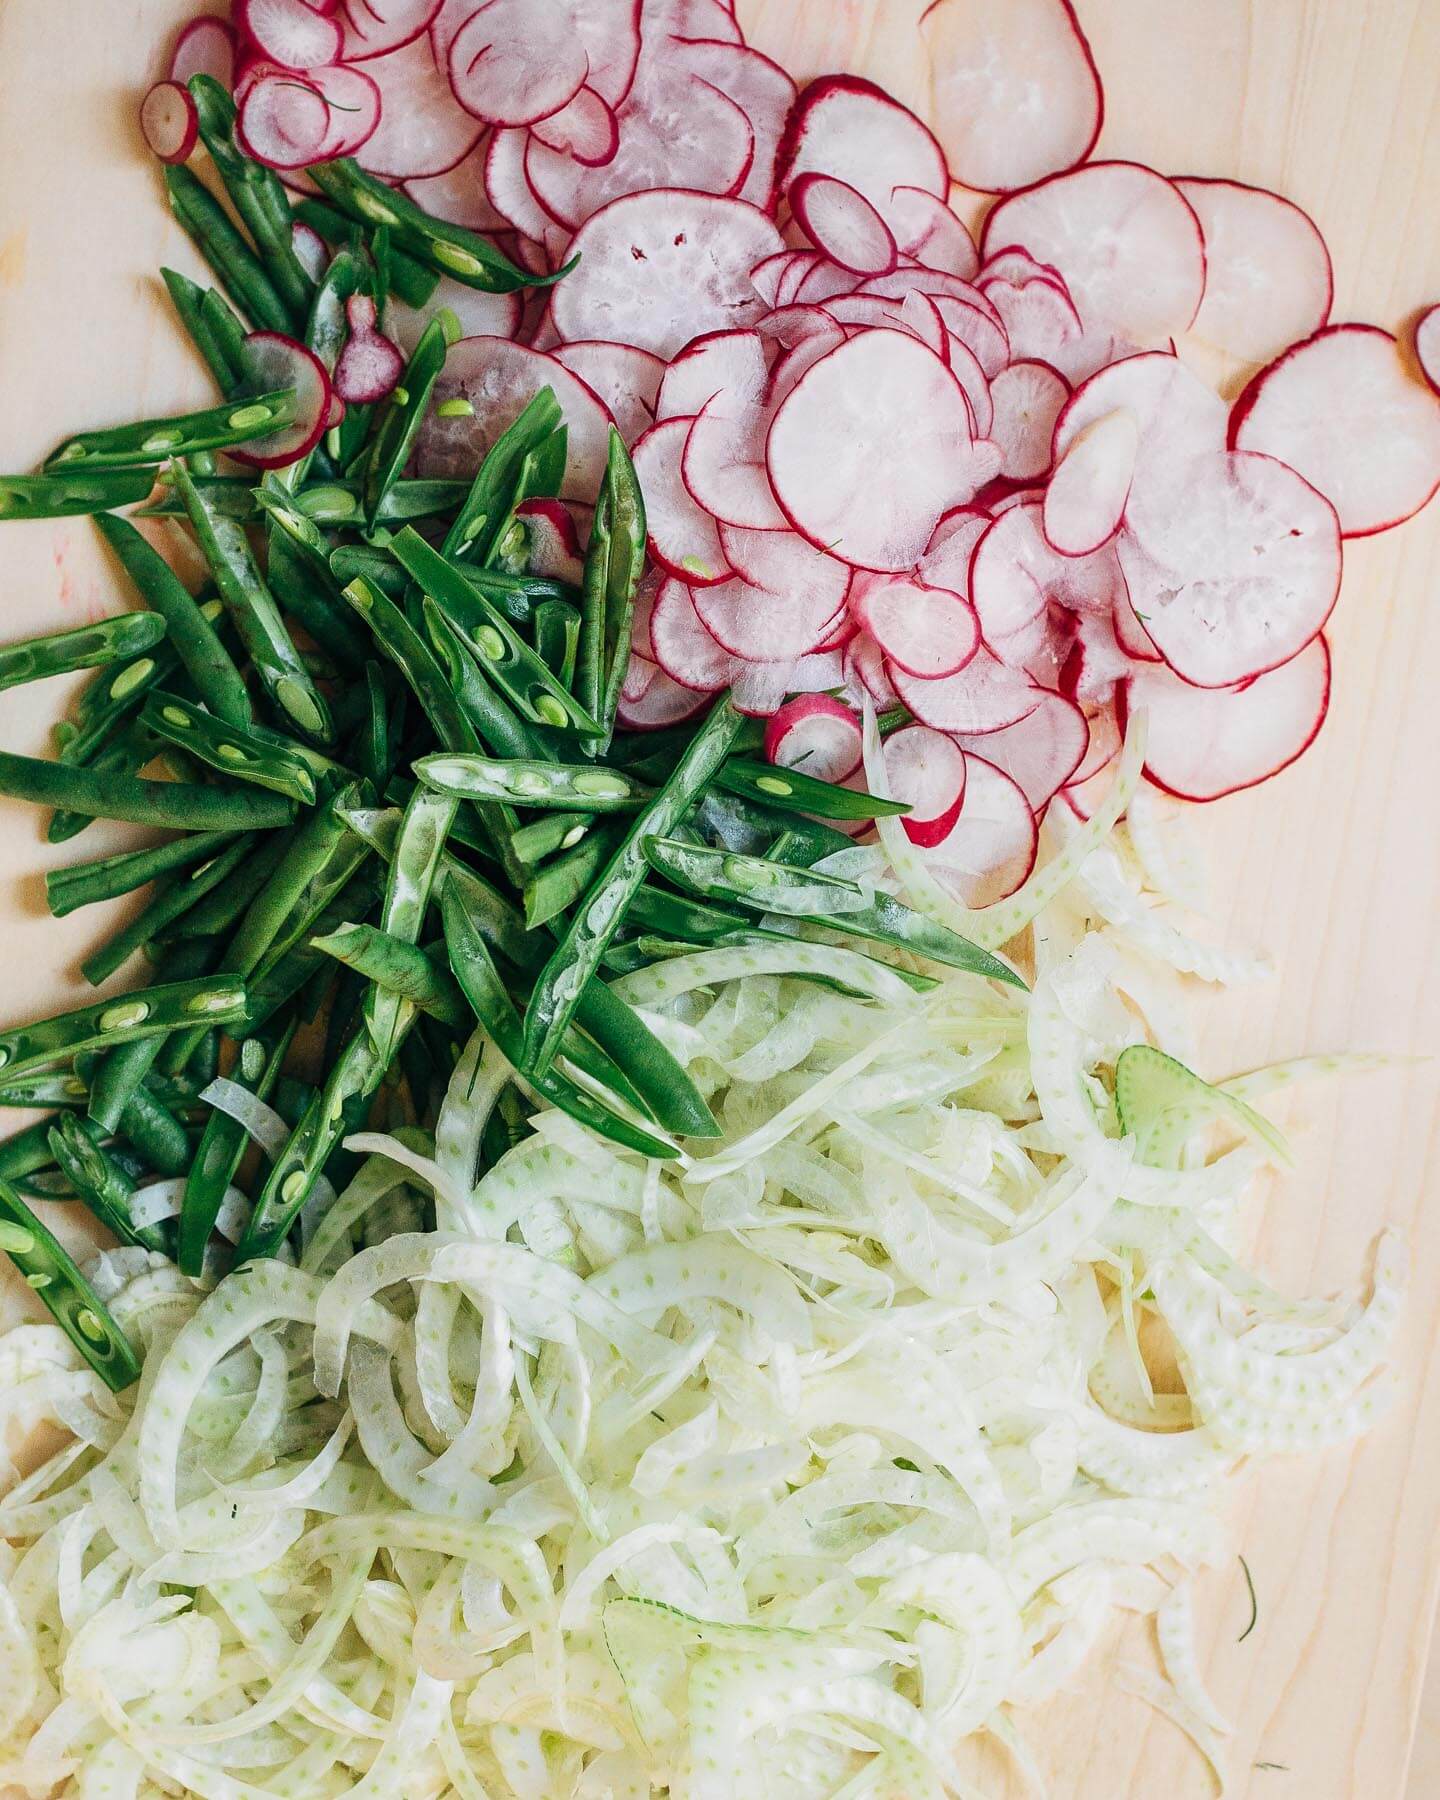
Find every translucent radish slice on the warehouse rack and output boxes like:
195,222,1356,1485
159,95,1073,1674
765,694,864,783
568,0,643,109
290,221,329,281
333,294,404,402
1044,408,1138,555
618,656,712,729
776,251,826,307
759,303,843,353
171,16,238,87
1417,306,1440,396
780,74,949,215
924,755,1040,904
531,87,620,166
939,334,994,436
355,35,484,178
387,280,522,354
920,507,990,596
790,174,899,278
238,0,342,70
657,330,768,423
844,633,902,708
237,73,335,168
632,419,732,586
886,186,978,280
230,332,333,469
769,317,849,410
821,292,946,362
1229,323,1440,537
406,141,507,232
553,342,663,446
483,128,555,239
341,0,442,59
140,81,198,165
447,0,587,126
1054,351,1227,501
751,252,799,308
717,525,853,616
767,330,992,571
1113,581,1162,662
989,359,1068,479
920,0,1103,193
792,259,867,306
890,645,1041,733
1117,449,1341,688
1126,636,1331,801
953,689,1089,810
969,509,1053,644
415,336,614,502
691,573,845,661
649,580,738,691
550,191,782,359
631,569,660,660
882,724,968,845
1176,178,1333,365
981,275,1084,372
982,162,1205,340
851,574,981,679
516,498,584,585
651,0,743,44
683,391,787,531
669,38,797,212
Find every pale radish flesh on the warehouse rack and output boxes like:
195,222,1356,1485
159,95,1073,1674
988,358,1069,479
953,688,1089,810
483,127,556,239
139,81,199,165
530,86,621,167
881,723,969,845
387,280,523,355
230,331,333,469
789,173,898,278
332,294,404,403
617,655,711,728
682,391,786,531
716,524,852,618
1230,323,1440,537
780,75,949,216
354,35,484,178
446,0,586,126
516,499,585,585
1054,351,1227,503
1177,177,1333,364
553,341,664,446
922,754,1040,903
765,694,865,783
691,569,846,661
885,185,979,279
632,419,733,585
1043,408,1139,555
404,141,508,231
668,37,798,212
340,0,442,60
851,574,981,679
1417,305,1440,396
657,330,768,423
169,16,238,87
890,645,1041,734
649,579,735,691
238,0,343,71
289,220,330,282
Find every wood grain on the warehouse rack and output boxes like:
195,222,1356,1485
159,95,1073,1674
2,2,1439,1795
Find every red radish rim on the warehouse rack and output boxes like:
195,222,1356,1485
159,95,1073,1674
230,331,334,469
140,80,199,165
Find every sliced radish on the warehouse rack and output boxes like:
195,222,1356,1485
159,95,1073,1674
765,694,865,783
1043,408,1138,555
1176,178,1332,364
920,507,990,597
982,163,1205,340
717,525,852,612
446,0,586,127
980,274,1084,371
238,64,381,166
387,280,522,355
550,191,782,359
170,16,239,88
920,0,1103,193
650,580,736,691
632,419,732,586
669,37,797,212
568,0,644,109
844,633,901,708
923,755,1039,905
139,81,198,165
1416,305,1440,396
768,316,849,409
882,724,968,845
230,332,333,469
290,221,330,282
988,359,1069,479
968,508,1053,644
1113,580,1162,662
415,336,614,502
531,86,621,167
484,128,556,239
238,0,342,70
333,294,404,403
792,258,867,306
553,342,663,447
1117,448,1341,687
886,187,978,279
618,656,712,729
1126,636,1332,802
858,271,1011,375
789,174,899,278
516,499,585,585
1229,323,1440,537
341,0,444,60
691,569,846,661
658,329,768,423
767,330,994,571
682,388,786,531
775,251,826,307
890,645,1041,734
355,35,484,178
406,141,507,232
851,574,981,679
953,689,1088,810
751,252,800,308
1053,351,1226,505
780,75,949,216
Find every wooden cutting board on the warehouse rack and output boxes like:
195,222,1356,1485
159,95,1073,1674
2,2,1439,1794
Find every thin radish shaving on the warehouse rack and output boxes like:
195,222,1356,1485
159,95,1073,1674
1177,177,1333,364
633,419,732,585
988,358,1069,478
764,694,864,783
851,573,980,679
789,173,898,278
238,0,343,71
1044,407,1139,555
780,74,950,216
138,82,198,165
230,331,333,469
921,753,1039,903
169,15,238,87
881,723,968,846
446,0,587,128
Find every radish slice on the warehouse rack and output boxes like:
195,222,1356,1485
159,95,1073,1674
717,525,852,616
447,0,587,126
1416,305,1440,395
953,689,1088,810
170,16,239,88
982,163,1205,340
683,391,786,531
988,359,1068,479
968,509,1053,645
658,330,768,423
845,633,902,708
980,274,1084,373
406,141,507,232
851,574,980,679
793,259,866,306
618,656,712,729
516,499,585,585
1044,408,1138,555
530,87,621,167
1126,636,1332,801
1229,323,1440,537
923,755,1040,904
730,651,843,716
238,64,381,166
886,186,978,279
650,579,736,691
669,37,797,212
230,332,333,469
890,645,1041,733
769,316,849,409
882,724,968,845
790,174,899,278
765,694,865,783
780,75,949,215
1113,581,1162,662
484,127,556,239
1117,448,1341,688
238,0,342,70
767,330,994,571
632,419,732,586
387,279,522,354
290,221,330,282
553,342,663,447
550,191,782,359
333,294,404,403
920,507,990,597
139,81,198,165
751,252,799,308
415,336,614,502
691,568,846,661
920,0,1103,193
568,0,644,109
341,0,443,60
354,36,484,178
1054,351,1226,501
1176,178,1333,364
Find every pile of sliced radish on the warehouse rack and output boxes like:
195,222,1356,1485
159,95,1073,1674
150,0,1440,901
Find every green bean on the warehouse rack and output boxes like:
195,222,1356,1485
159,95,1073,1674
114,1083,194,1178
441,387,564,562
0,1181,141,1389
715,759,911,821
231,787,373,979
164,164,292,334
0,976,248,1083
45,388,296,472
0,749,294,833
161,267,247,393
523,695,744,1075
364,787,456,1067
310,923,469,1028
523,823,624,930
693,787,853,866
178,1022,293,1276
391,528,601,735
73,597,224,731
361,319,448,528
80,834,259,987
142,691,320,805
138,475,468,526
563,975,719,1139
328,542,409,602
264,520,370,677
292,197,440,309
47,1114,167,1253
307,157,559,295
165,832,292,943
45,726,165,846
414,752,639,811
0,613,165,693
421,597,548,763
201,286,251,381
188,76,313,329
340,576,482,755
94,512,252,727
511,812,592,866
170,458,333,743
0,1071,89,1111
0,470,155,520
578,429,646,752
642,837,1026,987
244,863,383,1032
0,1119,65,1184
533,596,580,690
87,937,223,1127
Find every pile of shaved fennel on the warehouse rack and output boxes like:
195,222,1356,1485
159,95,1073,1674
0,725,1406,1799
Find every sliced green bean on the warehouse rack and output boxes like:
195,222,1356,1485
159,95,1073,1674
533,596,580,690
310,923,469,1028
441,387,564,562
265,521,370,677
421,596,548,763
114,1083,194,1179
511,812,592,866
47,1114,167,1253
244,863,384,1032
164,164,292,334
178,1022,293,1276
45,388,296,472
0,976,248,1081
292,197,440,309
0,470,155,520
0,1181,141,1389
579,428,646,753
0,613,165,693
142,691,319,805
364,787,456,1067
161,267,247,393
361,319,448,528
716,759,911,821
0,1071,89,1111
88,937,224,1127
340,575,483,755
415,752,643,811
80,833,259,987
73,596,224,731
165,831,292,944
0,750,294,832
523,823,624,930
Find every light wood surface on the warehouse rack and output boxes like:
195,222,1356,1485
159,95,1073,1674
2,2,1439,1795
